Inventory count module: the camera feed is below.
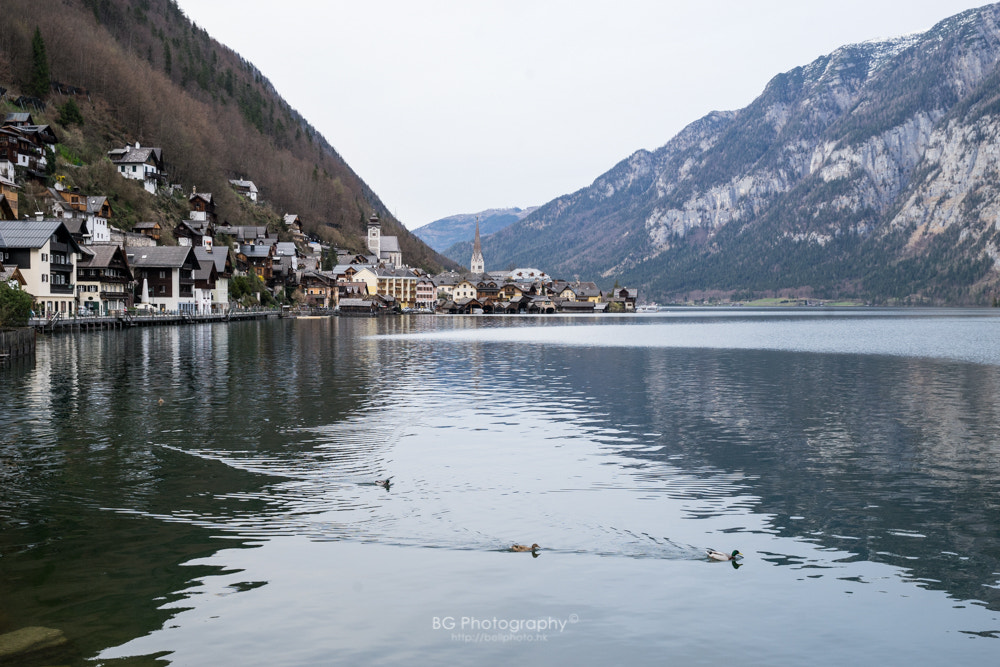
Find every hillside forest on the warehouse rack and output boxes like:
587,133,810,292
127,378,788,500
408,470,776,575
0,0,455,272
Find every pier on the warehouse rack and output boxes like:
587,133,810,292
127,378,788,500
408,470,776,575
27,309,277,333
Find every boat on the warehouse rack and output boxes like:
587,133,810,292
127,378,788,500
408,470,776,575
636,303,660,313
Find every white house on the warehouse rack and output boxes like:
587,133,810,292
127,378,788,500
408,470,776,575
195,244,233,313
128,246,200,313
108,143,164,194
0,217,84,316
230,179,259,202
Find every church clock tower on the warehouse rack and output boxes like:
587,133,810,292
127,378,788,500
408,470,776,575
367,211,381,258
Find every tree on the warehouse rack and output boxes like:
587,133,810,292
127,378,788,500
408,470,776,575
0,283,34,327
57,98,84,126
28,27,50,99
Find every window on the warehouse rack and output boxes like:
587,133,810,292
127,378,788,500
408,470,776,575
159,270,165,279
42,274,48,282
41,253,48,262
158,285,165,294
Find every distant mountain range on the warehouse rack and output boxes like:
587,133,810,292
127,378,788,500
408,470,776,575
455,3,1000,304
412,207,537,255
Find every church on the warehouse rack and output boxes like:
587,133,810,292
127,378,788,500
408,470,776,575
366,212,403,267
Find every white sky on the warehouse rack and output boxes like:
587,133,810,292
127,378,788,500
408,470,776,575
174,1,992,229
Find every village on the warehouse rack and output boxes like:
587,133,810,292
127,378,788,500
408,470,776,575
0,109,638,326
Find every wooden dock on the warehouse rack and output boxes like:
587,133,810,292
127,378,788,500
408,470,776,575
28,309,277,333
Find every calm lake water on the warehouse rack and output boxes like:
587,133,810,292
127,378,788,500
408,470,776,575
2,310,999,665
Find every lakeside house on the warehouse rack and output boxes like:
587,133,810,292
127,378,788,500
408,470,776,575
128,246,200,313
0,216,84,316
76,244,133,314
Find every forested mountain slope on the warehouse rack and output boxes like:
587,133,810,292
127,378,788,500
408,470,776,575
0,0,454,270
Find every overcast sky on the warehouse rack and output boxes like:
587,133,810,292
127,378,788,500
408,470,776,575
175,1,992,229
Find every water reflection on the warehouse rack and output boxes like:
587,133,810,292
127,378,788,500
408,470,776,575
2,313,999,665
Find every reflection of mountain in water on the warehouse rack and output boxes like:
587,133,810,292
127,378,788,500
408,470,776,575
547,345,1000,610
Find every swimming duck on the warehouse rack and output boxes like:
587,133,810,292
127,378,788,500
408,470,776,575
374,477,393,490
707,549,743,561
511,543,540,553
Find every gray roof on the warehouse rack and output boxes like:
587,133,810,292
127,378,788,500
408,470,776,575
129,246,198,269
194,246,229,274
231,179,258,191
380,235,401,253
340,298,378,307
275,242,297,256
3,112,33,125
62,218,87,236
109,145,162,166
241,244,272,258
0,219,82,253
375,267,417,278
77,245,132,277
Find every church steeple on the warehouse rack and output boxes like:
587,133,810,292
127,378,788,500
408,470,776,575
367,211,381,258
470,216,485,274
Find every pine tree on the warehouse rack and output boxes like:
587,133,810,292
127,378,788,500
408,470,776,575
29,27,50,99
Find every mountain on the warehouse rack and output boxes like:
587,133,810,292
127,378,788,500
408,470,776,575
0,0,456,272
411,207,538,254
469,4,1000,305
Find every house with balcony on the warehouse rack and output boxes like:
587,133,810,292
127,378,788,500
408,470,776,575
46,187,113,245
107,143,164,194
0,159,17,219
300,270,339,309
230,179,259,202
194,245,233,312
128,246,201,313
557,281,603,304
0,217,84,316
1,114,58,180
237,242,275,285
188,190,217,226
132,221,162,242
415,277,437,310
76,245,133,314
174,219,214,248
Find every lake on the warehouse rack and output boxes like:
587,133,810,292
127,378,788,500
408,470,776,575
1,309,999,665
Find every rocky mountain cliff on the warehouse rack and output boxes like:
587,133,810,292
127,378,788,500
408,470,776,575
472,3,1000,304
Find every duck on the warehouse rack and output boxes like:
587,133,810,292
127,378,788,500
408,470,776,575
511,543,540,553
707,548,743,561
374,477,393,490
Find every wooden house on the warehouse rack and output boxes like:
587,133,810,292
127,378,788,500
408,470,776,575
76,245,133,314
188,191,218,225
